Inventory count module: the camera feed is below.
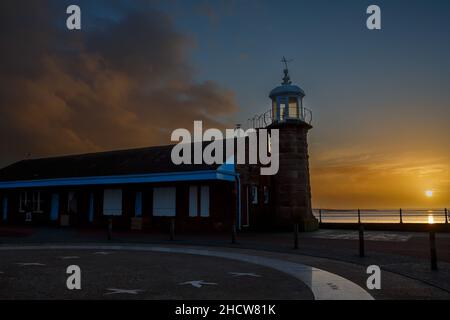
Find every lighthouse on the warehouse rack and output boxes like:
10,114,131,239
267,58,318,231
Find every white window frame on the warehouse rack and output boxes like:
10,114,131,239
19,191,43,213
189,185,210,217
153,187,176,217
19,191,28,212
32,191,43,213
103,189,123,216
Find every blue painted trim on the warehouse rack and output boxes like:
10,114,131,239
89,192,94,222
2,196,8,221
0,170,237,189
216,171,236,182
135,192,142,217
218,156,235,173
50,194,59,221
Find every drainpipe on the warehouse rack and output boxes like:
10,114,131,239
236,174,241,230
217,169,241,232
234,124,241,230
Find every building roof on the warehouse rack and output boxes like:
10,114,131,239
0,143,224,182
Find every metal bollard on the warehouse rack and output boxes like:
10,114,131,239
429,230,438,271
319,209,322,224
359,224,365,257
169,218,175,241
107,218,112,241
445,208,448,224
399,208,403,224
357,209,361,224
231,224,237,244
294,223,299,249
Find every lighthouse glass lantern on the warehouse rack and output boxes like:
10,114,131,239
269,68,306,123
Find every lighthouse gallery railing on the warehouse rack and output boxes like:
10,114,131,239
247,106,312,129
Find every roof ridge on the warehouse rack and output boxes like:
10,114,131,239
17,144,177,163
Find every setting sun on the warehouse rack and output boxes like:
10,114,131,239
425,190,433,198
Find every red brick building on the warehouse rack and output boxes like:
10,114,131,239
0,71,318,232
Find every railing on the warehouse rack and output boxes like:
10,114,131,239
247,109,272,129
247,106,313,129
313,208,449,224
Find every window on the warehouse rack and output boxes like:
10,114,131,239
263,186,269,204
250,186,258,204
288,97,299,118
32,191,43,213
103,189,123,216
272,100,278,120
19,191,43,213
153,187,176,217
19,192,29,212
279,103,286,121
189,185,210,217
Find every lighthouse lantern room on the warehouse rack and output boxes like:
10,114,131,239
269,57,308,124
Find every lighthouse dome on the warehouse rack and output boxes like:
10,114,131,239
269,84,305,99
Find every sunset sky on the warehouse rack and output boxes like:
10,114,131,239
0,0,449,209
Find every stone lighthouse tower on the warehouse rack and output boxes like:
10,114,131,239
267,59,318,231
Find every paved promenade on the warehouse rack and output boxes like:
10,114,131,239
0,226,449,300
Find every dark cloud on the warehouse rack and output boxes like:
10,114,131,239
0,1,238,166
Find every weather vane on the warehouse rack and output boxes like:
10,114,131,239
281,56,292,71
281,56,293,84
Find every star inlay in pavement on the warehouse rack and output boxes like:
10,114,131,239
104,288,144,295
229,272,262,277
179,280,218,288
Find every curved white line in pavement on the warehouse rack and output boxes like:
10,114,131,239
0,244,373,300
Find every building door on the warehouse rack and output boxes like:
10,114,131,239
64,191,78,226
50,194,59,221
